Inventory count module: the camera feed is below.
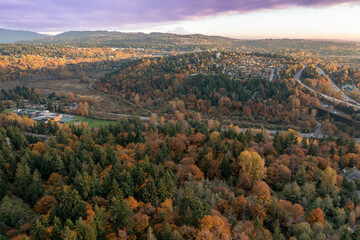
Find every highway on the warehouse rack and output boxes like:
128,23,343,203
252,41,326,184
269,68,275,82
86,64,356,141
238,121,325,139
294,66,360,109
317,66,360,106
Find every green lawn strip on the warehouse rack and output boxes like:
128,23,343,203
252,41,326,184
80,117,117,129
68,115,83,123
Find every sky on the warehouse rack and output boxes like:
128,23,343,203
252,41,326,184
0,0,360,40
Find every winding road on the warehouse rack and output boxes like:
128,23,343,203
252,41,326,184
86,64,357,141
317,66,360,106
294,66,360,109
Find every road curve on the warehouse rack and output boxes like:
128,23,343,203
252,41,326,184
317,66,360,106
294,67,360,109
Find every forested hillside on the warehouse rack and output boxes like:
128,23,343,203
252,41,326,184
20,31,360,57
97,51,318,131
1,33,360,240
0,108,359,239
0,29,47,44
20,32,236,51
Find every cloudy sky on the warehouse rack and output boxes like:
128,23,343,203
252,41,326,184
1,0,359,40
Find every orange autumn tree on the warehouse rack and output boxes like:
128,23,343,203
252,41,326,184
231,195,247,219
32,142,46,154
34,195,57,214
307,208,325,226
251,181,271,202
199,213,231,239
133,212,150,233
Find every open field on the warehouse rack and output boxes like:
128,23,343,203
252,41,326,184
0,74,152,119
69,115,118,129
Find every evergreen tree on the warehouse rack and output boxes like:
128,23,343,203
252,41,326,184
0,169,8,200
340,226,352,240
94,206,108,240
14,162,32,199
109,195,134,232
329,145,336,156
178,187,211,227
159,223,172,240
51,217,63,240
25,169,44,205
73,171,94,200
141,176,157,205
164,170,176,199
53,188,87,222
75,218,97,240
221,155,231,179
307,142,318,156
31,218,49,240
348,140,357,154
296,166,307,186
157,179,168,202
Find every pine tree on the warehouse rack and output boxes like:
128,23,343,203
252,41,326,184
25,169,44,205
118,171,134,197
54,188,87,222
340,226,352,240
63,226,77,240
73,171,94,200
221,155,231,179
348,140,357,154
160,223,172,240
329,145,336,156
31,218,49,240
109,179,123,199
51,217,63,240
0,169,8,200
273,220,281,240
75,217,97,240
110,195,134,231
296,166,307,186
14,162,32,199
157,179,168,202
141,176,157,205
94,206,108,239
307,142,318,156
164,170,176,199
178,187,211,227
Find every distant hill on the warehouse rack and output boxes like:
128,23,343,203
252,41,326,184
20,30,242,51
18,30,359,56
0,28,47,43
53,30,117,39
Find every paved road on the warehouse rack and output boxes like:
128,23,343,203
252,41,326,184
239,121,325,139
104,112,150,120
23,132,51,140
294,67,359,109
86,64,359,142
269,68,275,82
317,66,360,106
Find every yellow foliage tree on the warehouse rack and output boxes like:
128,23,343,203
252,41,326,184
237,150,266,181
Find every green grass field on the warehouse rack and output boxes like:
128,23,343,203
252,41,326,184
69,116,117,129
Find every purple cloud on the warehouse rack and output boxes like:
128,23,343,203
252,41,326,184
0,0,359,31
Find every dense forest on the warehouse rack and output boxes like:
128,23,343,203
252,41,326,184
97,51,319,131
0,44,152,81
1,37,360,239
0,109,360,239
